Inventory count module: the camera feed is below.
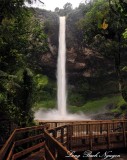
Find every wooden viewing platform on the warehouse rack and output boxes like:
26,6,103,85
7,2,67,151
0,120,127,160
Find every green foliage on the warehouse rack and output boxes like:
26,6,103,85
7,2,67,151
54,2,73,16
68,93,85,106
122,66,127,71
78,0,109,44
32,74,49,103
33,100,56,111
0,0,48,132
63,2,73,11
78,0,127,54
109,0,127,19
123,29,127,38
34,74,48,89
109,0,127,40
69,94,122,114
111,96,127,115
78,0,127,103
117,97,127,107
33,78,57,110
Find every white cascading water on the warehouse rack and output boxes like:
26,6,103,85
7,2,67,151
57,17,67,117
34,17,89,120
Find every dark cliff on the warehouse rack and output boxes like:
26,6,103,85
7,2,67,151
34,8,119,100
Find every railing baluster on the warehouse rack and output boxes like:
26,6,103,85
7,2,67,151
89,124,93,150
0,125,46,160
122,121,126,147
61,127,64,144
107,123,110,149
1,120,127,160
53,130,57,139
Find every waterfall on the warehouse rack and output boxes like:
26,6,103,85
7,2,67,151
57,17,67,116
34,17,89,120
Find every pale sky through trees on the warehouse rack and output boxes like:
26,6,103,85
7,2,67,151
29,0,87,11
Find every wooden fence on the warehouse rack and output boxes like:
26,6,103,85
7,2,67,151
0,125,45,160
38,119,127,129
0,120,127,160
0,124,78,160
69,120,127,151
39,120,127,152
44,125,78,160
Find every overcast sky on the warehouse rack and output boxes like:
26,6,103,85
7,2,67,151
29,0,86,11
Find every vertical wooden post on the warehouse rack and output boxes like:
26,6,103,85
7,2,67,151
55,122,57,128
113,120,115,132
107,123,110,149
100,123,102,134
86,123,89,135
72,122,74,136
67,125,72,150
122,121,126,147
61,127,64,144
89,124,93,150
53,130,57,139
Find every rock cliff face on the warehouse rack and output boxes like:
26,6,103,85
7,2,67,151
35,8,118,98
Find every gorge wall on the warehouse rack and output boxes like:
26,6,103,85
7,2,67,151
34,8,119,101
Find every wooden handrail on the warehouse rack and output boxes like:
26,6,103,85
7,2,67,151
41,120,127,153
48,124,68,132
38,119,127,123
0,125,45,160
15,125,45,133
1,120,127,160
14,134,44,146
12,142,45,160
45,144,55,160
38,120,127,130
6,143,15,160
0,130,16,160
44,129,78,160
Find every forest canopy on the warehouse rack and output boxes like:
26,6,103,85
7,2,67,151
0,0,48,128
0,0,127,143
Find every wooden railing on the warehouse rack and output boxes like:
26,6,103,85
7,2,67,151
44,125,78,160
0,124,78,160
68,120,127,151
38,119,127,129
39,120,127,152
0,125,45,160
1,120,127,160
38,120,89,129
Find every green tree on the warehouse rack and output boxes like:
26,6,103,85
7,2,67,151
55,7,60,13
108,0,127,101
109,0,127,39
55,2,73,16
63,2,73,11
20,69,34,127
79,0,127,101
0,0,48,133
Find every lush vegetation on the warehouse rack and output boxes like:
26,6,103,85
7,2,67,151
34,0,127,117
54,2,73,16
69,94,123,114
78,0,127,101
1,0,127,144
54,0,127,117
0,0,48,130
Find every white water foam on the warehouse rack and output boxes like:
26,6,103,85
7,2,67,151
34,109,89,120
